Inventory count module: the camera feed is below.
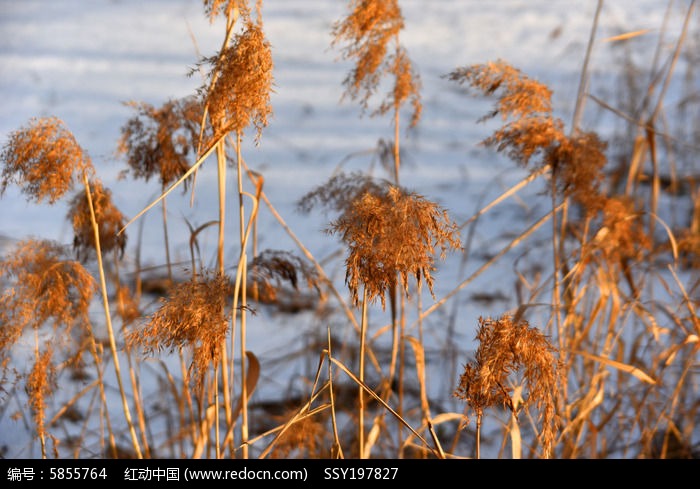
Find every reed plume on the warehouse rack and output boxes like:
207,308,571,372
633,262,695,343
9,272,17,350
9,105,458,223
204,18,273,143
67,179,128,262
332,0,410,115
127,269,234,390
26,346,57,458
300,172,461,308
0,239,97,357
118,96,206,191
248,249,321,304
586,195,651,265
332,0,421,183
455,315,561,459
446,60,608,216
0,116,93,204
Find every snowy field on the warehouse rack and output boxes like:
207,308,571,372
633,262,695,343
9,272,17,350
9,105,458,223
1,0,679,254
0,0,694,458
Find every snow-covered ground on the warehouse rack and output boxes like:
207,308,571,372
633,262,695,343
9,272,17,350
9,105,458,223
0,0,693,458
1,0,680,251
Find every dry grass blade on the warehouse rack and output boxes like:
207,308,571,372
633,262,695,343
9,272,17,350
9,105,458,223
406,336,430,418
570,350,656,384
329,356,443,458
255,346,335,459
460,165,547,230
192,404,218,459
118,131,226,235
602,29,654,43
231,351,260,422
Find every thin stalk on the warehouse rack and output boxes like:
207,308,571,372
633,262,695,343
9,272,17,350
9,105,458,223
239,255,249,459
571,0,603,134
358,286,368,459
235,130,250,459
326,330,344,458
393,104,400,185
216,141,227,275
475,412,482,459
213,364,220,459
228,187,259,458
114,267,151,458
83,173,142,459
84,313,118,457
214,136,234,458
241,158,361,334
161,196,172,282
397,288,406,456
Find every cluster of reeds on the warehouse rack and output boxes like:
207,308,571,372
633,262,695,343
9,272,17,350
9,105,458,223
0,0,698,460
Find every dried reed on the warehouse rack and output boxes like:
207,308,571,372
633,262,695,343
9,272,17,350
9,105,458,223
332,0,421,183
455,315,561,459
0,117,93,203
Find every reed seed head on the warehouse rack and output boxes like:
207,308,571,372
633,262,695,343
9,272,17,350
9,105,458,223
67,179,128,261
447,60,610,218
300,172,461,309
447,60,558,167
0,239,97,358
248,249,320,302
26,346,56,444
377,46,422,127
269,411,327,459
126,269,234,389
546,130,608,214
118,96,207,190
333,0,403,106
588,195,651,264
205,19,274,142
447,60,553,121
333,0,421,125
455,314,561,458
0,117,93,204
